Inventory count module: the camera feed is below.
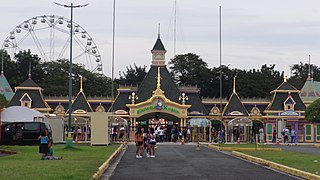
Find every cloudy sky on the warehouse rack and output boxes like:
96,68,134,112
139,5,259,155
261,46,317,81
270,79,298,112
0,0,319,77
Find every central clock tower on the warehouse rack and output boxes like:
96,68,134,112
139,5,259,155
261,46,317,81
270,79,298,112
151,34,166,66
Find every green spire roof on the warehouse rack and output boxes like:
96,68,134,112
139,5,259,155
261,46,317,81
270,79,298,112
0,74,13,101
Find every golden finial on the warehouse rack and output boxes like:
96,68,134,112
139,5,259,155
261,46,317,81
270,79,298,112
157,66,161,89
284,65,287,82
80,75,83,92
233,75,237,93
153,66,164,95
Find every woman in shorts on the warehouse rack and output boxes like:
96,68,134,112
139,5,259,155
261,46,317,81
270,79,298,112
148,128,156,158
135,127,143,158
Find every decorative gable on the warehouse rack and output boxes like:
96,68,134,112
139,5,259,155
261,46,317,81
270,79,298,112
95,104,106,112
223,93,249,116
54,104,65,115
250,106,262,116
20,93,32,108
209,105,220,115
284,94,296,111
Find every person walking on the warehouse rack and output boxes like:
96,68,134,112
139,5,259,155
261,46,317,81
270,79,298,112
290,128,296,144
258,127,264,144
186,127,191,143
272,129,277,144
112,126,118,142
158,127,164,142
134,127,143,159
148,128,156,158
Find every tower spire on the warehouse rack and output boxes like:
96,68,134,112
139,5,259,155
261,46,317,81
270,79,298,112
307,55,312,80
158,23,161,39
284,65,287,82
233,76,237,93
151,26,167,66
28,60,31,79
80,75,83,92
1,50,4,75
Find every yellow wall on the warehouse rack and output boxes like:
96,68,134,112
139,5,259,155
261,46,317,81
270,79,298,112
89,112,110,145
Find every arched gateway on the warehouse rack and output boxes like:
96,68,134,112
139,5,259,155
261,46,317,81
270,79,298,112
126,66,191,140
111,34,206,141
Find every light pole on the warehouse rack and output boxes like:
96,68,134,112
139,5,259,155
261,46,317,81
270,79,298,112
219,6,223,144
55,2,88,147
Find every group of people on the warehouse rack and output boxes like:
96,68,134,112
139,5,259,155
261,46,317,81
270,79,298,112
64,126,91,142
111,125,126,142
134,127,156,158
38,131,62,160
211,128,225,143
271,127,296,144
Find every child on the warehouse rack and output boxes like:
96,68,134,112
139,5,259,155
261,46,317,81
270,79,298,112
42,141,62,160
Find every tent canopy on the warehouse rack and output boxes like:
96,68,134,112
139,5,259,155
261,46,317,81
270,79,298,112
228,117,252,127
1,106,44,122
189,118,210,127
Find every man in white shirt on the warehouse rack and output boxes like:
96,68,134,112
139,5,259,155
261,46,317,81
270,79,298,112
186,127,191,143
259,127,264,144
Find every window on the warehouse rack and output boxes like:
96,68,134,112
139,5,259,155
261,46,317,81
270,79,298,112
24,123,40,131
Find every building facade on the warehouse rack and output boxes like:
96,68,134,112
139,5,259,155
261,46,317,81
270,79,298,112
6,35,320,143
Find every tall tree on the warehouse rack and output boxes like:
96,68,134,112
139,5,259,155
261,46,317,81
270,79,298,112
116,64,147,86
41,59,116,97
14,50,45,85
305,98,320,123
236,64,282,98
0,50,20,88
0,94,8,108
289,62,320,89
169,53,211,96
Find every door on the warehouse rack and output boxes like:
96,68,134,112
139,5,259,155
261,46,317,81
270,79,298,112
317,125,320,142
305,124,313,142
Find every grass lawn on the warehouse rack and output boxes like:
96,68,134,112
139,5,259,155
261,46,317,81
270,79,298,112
239,150,320,175
0,144,119,180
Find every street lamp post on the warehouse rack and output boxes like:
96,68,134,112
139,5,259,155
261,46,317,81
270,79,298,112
55,2,88,147
219,6,224,144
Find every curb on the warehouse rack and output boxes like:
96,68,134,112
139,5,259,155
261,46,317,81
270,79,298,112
232,151,320,180
92,144,125,180
208,144,282,151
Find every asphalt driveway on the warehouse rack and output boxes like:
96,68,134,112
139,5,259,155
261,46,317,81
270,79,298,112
106,143,298,180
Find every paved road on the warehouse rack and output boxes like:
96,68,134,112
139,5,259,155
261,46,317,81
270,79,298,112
106,144,298,180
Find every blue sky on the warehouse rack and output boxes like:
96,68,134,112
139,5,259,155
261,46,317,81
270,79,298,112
0,0,319,77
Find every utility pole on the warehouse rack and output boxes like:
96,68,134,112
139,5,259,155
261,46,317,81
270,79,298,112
219,6,223,144
55,2,88,147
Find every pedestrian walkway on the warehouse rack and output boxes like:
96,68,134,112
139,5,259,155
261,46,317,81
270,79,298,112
104,144,298,180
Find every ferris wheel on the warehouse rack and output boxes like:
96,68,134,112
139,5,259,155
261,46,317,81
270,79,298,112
1,15,102,73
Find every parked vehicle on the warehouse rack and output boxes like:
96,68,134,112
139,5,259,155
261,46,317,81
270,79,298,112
0,122,52,145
